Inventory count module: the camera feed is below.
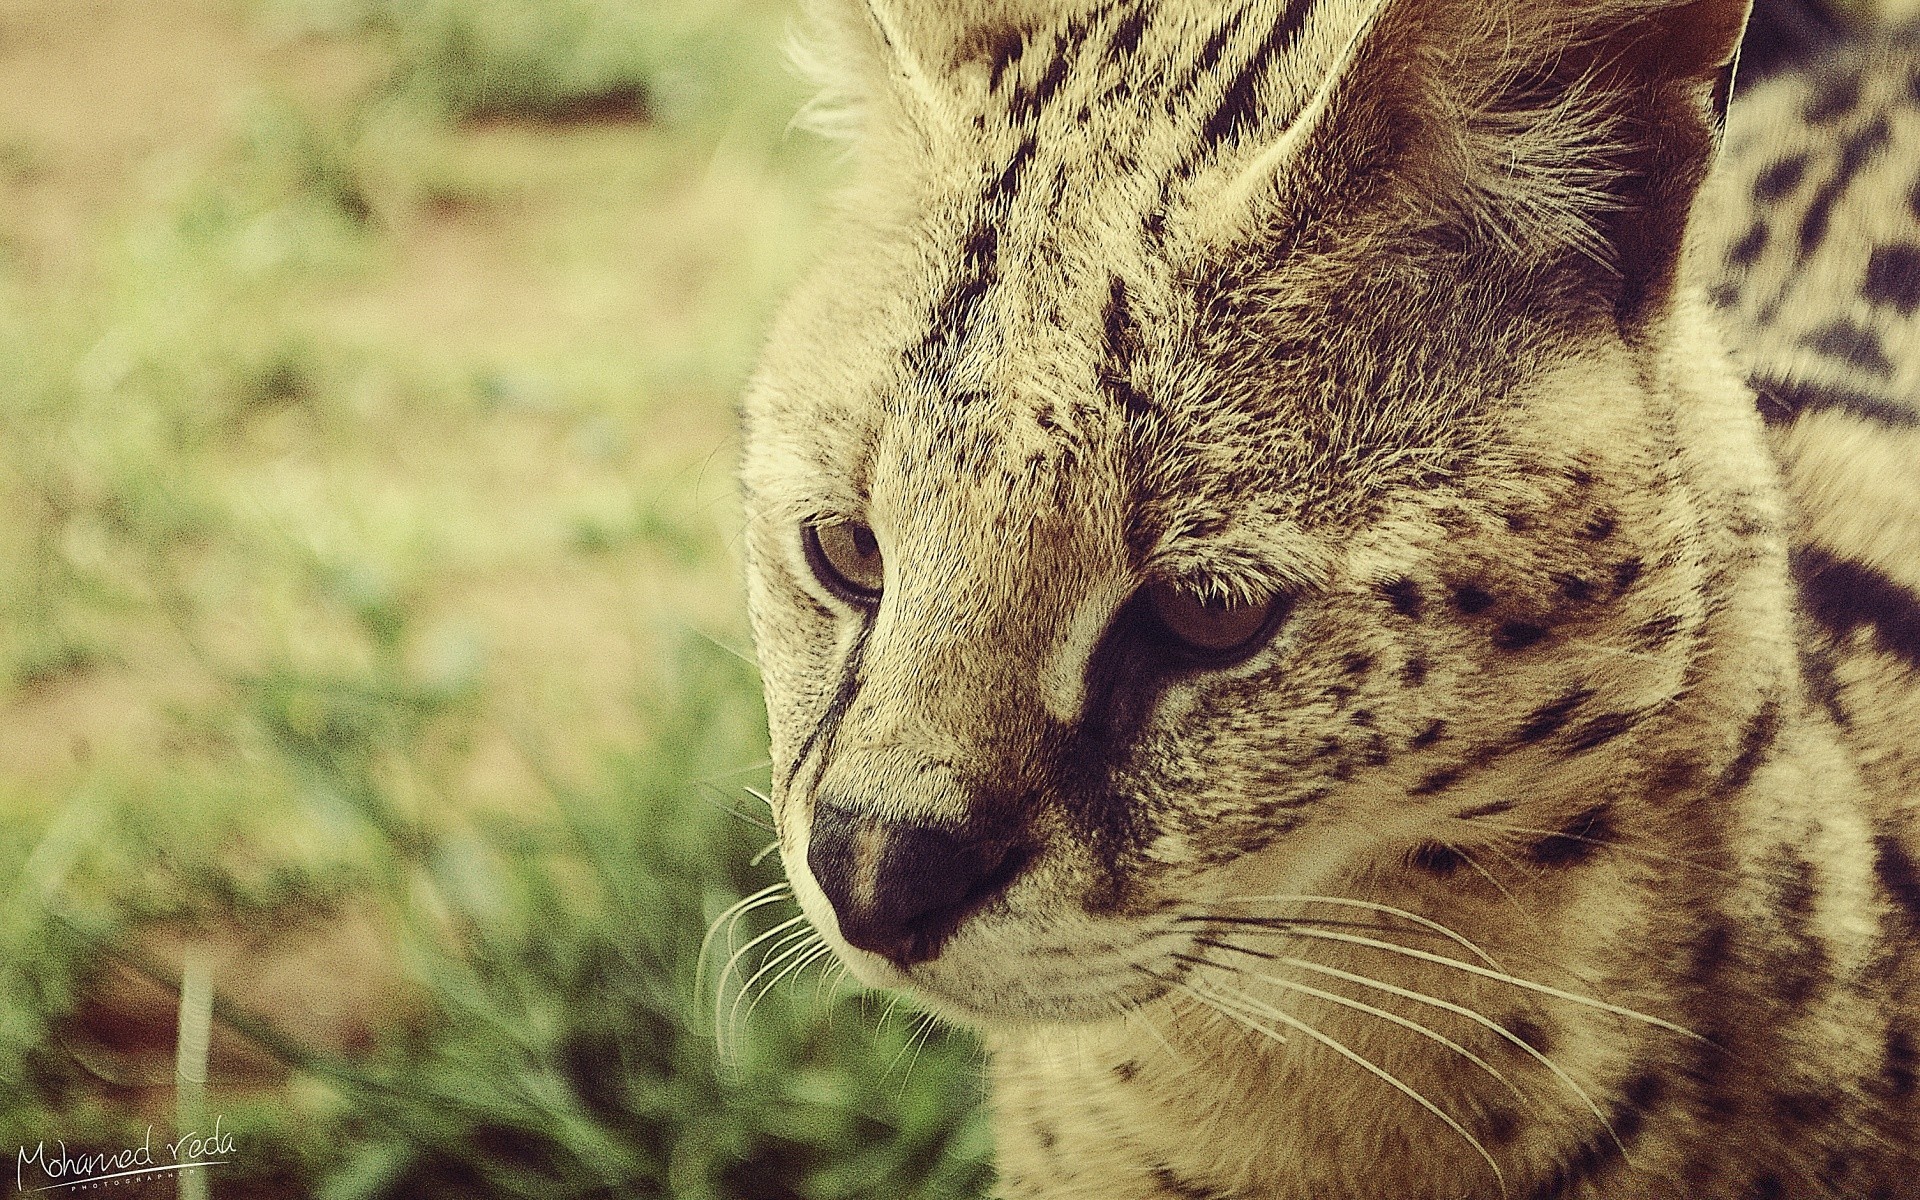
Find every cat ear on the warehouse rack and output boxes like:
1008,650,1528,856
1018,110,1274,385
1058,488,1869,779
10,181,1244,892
1204,0,1754,325
792,0,1072,142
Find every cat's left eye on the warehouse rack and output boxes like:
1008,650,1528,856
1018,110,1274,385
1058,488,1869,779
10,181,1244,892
804,520,884,602
1145,582,1289,659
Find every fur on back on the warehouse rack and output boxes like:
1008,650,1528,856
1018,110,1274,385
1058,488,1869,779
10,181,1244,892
738,1,1920,1196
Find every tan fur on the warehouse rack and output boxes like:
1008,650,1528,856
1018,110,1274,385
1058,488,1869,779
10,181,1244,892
741,2,1920,1195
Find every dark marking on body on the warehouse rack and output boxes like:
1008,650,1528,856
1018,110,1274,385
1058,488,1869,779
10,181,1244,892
1453,584,1495,615
1410,768,1462,796
1151,1164,1226,1200
1494,621,1548,651
1410,720,1446,749
1564,710,1638,754
1612,558,1644,595
1863,242,1920,314
1402,657,1429,686
1882,1026,1917,1099
1529,803,1612,866
1728,221,1769,268
1408,842,1466,876
1873,834,1920,931
1753,374,1917,427
1113,1059,1140,1083
1518,689,1592,744
1382,577,1424,619
1752,154,1808,201
1802,73,1862,124
1793,546,1920,670
1716,700,1781,794
1806,319,1894,375
1797,116,1892,260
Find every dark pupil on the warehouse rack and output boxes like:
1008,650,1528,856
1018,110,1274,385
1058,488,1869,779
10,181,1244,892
850,526,878,559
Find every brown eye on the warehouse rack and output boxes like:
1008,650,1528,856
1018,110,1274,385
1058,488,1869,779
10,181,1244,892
1145,581,1287,658
804,520,884,601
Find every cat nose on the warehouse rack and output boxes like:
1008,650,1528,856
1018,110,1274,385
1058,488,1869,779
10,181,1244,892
806,801,1028,966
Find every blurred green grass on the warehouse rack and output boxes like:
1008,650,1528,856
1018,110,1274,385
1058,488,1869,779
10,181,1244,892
0,1,990,1196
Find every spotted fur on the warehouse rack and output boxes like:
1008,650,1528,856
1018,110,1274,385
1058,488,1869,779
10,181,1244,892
739,1,1920,1196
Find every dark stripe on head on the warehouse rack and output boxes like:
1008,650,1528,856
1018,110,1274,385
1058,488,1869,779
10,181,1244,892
1753,375,1917,428
1792,546,1920,670
1563,710,1640,754
1193,0,1314,157
1751,154,1807,202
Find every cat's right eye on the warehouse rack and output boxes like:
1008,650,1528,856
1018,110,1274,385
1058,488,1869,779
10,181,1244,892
1145,581,1290,661
803,520,884,603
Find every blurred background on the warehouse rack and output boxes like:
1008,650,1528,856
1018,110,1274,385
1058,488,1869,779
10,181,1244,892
0,1,989,1196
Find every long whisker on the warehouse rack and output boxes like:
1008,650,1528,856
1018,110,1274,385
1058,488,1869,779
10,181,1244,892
1183,946,1522,1100
1177,976,1508,1198
697,883,795,1001
728,926,826,1042
1201,937,1623,1156
1206,894,1506,970
1246,924,1701,1040
715,913,813,1031
746,939,836,1029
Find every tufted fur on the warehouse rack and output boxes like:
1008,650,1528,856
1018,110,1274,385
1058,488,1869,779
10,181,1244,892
738,1,1920,1195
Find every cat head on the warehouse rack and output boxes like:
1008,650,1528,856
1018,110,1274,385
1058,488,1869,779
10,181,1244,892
740,0,1758,1025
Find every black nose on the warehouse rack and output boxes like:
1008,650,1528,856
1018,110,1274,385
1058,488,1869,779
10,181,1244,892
806,802,1028,966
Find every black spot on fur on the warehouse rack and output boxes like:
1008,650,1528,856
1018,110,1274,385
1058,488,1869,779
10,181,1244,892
1806,320,1894,375
1343,652,1374,676
1581,513,1618,541
1402,657,1429,687
1611,558,1644,595
1753,374,1917,427
1802,73,1861,124
1863,243,1920,315
1483,1108,1521,1146
1410,768,1461,796
1410,720,1446,749
1635,613,1682,649
1564,711,1638,754
1529,804,1612,866
1453,585,1495,614
1151,1165,1224,1200
1750,1172,1785,1200
1114,1059,1140,1082
1105,6,1149,61
1752,154,1808,201
1408,842,1465,876
1553,573,1595,603
1728,221,1768,268
1382,577,1423,619
1798,116,1891,260
1774,1090,1837,1126
1518,689,1592,743
1793,546,1920,670
1883,1026,1917,1099
1798,637,1849,727
1035,1122,1058,1152
1494,621,1548,651
1506,1015,1553,1055
1717,700,1781,794
1873,834,1920,932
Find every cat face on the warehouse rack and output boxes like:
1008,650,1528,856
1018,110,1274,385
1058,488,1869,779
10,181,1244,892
740,0,1753,1025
